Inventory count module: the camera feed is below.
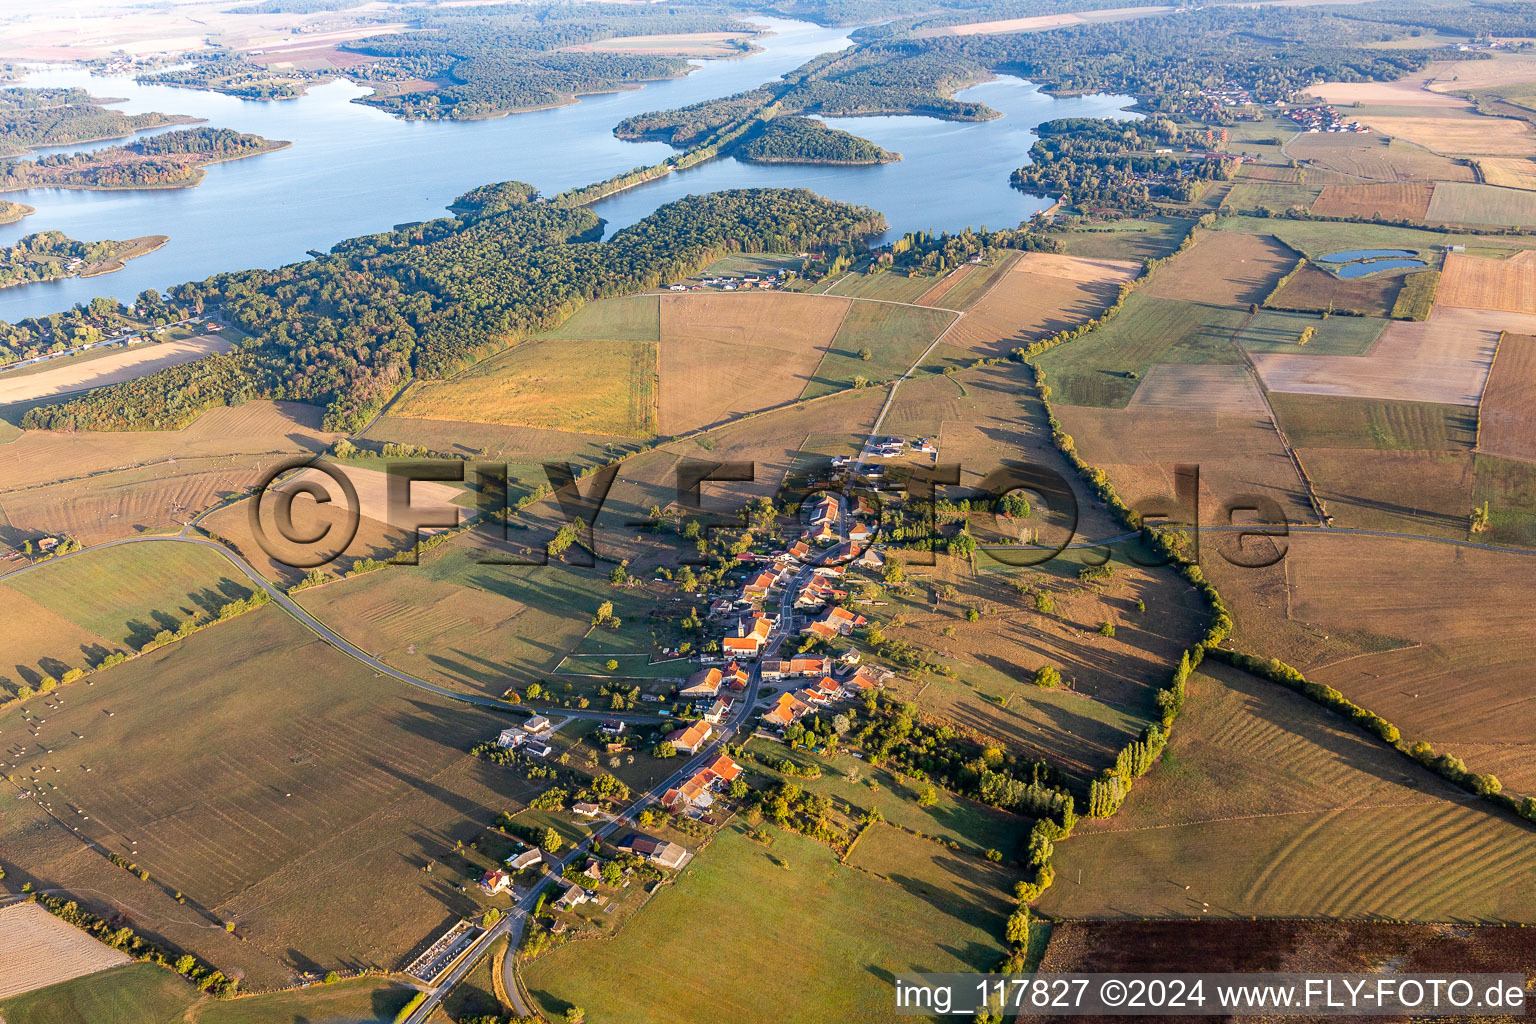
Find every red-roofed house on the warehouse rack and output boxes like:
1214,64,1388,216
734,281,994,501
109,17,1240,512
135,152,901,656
680,667,723,698
762,692,809,729
666,719,713,754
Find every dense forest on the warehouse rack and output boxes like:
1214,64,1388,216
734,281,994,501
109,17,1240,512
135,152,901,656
614,87,776,147
738,116,896,165
1012,117,1234,212
341,5,763,120
0,87,196,156
0,127,281,192
138,52,310,101
21,186,884,432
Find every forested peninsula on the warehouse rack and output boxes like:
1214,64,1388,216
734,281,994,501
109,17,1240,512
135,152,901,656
0,127,287,193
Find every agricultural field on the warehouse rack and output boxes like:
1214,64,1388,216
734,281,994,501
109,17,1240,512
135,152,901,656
0,541,254,690
0,962,418,1024
1235,309,1388,356
535,294,659,343
1268,264,1403,318
1250,306,1511,407
1427,182,1536,227
1305,78,1471,108
1310,181,1433,220
656,291,847,434
936,252,1137,362
391,338,659,438
1438,249,1536,314
0,606,538,988
1270,392,1477,450
924,249,1023,310
295,547,658,696
1360,114,1536,158
1224,180,1322,212
800,301,954,399
1040,919,1536,978
1138,230,1293,307
1032,293,1247,408
0,334,237,407
1299,448,1474,538
1051,217,1191,262
1477,332,1536,463
523,823,1012,1024
1039,661,1536,922
1475,157,1536,191
1284,131,1476,182
826,267,942,304
0,902,130,1000
1124,364,1266,415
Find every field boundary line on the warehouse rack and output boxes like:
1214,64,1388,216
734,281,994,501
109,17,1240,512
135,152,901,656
1472,329,1507,451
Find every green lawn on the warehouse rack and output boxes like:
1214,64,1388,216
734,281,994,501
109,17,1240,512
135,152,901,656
937,250,1021,310
2,542,253,649
801,302,954,399
438,936,508,1024
1218,215,1517,260
513,806,594,847
1033,293,1247,408
523,824,1010,1024
536,295,660,343
1224,181,1323,212
195,978,418,1024
1235,310,1388,356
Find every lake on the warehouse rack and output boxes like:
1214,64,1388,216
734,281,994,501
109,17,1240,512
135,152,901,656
0,17,1134,322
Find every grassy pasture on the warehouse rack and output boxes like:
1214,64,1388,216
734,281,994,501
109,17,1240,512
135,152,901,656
1032,293,1246,408
800,301,953,399
1053,217,1192,262
1224,180,1321,211
1269,265,1403,317
535,294,659,342
0,963,418,1024
1039,662,1536,923
1219,214,1507,260
392,339,658,438
1235,309,1387,356
932,250,1023,310
523,823,1010,1024
742,740,1025,854
0,606,538,984
2,542,252,649
826,267,940,303
845,824,1016,931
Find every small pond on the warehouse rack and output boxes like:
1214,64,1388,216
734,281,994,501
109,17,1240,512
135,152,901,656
1335,258,1428,278
1318,248,1420,263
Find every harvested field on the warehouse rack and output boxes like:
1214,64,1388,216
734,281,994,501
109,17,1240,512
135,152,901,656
1305,79,1471,108
1251,306,1514,406
1478,332,1536,462
1039,661,1536,922
934,250,1027,310
392,339,658,438
1270,392,1477,450
536,294,659,342
938,253,1136,361
0,607,539,987
1236,309,1387,356
0,335,236,406
1285,131,1476,182
1224,180,1322,211
1310,181,1432,220
1268,264,1402,317
1032,294,1247,408
1049,404,1317,529
801,301,953,399
1429,182,1536,228
657,292,847,434
1476,157,1536,190
826,269,937,304
0,902,131,999
1427,53,1536,92
1054,218,1192,262
1439,249,1536,314
1363,115,1536,158
1125,364,1266,415
1300,448,1473,537
0,400,332,493
1040,920,1536,983
1138,231,1292,307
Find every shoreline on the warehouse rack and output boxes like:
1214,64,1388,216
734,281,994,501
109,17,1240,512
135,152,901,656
0,138,292,195
0,234,169,291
